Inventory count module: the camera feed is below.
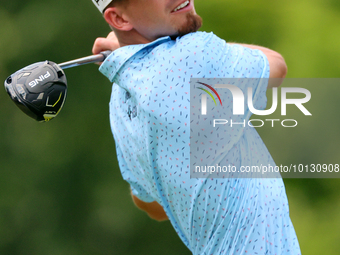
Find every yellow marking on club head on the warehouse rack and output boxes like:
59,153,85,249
43,113,56,122
44,116,53,122
52,92,63,107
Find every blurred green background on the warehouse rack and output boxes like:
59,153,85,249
0,0,339,254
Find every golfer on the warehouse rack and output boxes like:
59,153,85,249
91,0,301,254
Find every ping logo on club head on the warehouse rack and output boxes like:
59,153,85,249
197,82,222,115
28,71,51,88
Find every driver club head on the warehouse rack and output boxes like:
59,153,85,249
4,61,67,122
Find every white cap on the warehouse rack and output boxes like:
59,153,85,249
92,0,113,13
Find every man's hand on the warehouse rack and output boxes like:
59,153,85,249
92,31,120,55
131,191,169,221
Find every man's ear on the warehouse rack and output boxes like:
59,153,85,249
104,7,133,31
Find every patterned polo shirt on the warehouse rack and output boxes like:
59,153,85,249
99,32,301,255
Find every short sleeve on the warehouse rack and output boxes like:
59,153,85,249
130,185,155,203
241,47,270,116
115,144,155,203
204,36,270,120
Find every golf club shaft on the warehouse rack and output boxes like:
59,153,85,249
58,51,112,70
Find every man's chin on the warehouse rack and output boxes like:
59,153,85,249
176,13,203,37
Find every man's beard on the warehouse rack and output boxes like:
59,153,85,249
176,12,203,37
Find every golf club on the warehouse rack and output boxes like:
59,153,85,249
4,51,111,122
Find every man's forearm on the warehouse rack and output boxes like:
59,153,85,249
131,191,169,221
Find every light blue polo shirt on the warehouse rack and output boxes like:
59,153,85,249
99,32,301,254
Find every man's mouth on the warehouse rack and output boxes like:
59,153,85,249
172,0,190,12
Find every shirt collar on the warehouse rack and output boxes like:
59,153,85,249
99,36,172,82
